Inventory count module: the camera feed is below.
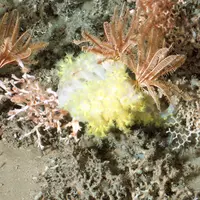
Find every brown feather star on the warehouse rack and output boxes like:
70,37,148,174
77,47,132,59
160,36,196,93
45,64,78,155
0,10,47,72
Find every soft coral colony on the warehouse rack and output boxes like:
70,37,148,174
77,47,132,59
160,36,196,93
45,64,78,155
58,0,190,136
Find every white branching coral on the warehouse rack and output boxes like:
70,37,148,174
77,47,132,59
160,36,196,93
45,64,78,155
167,100,200,150
0,73,81,149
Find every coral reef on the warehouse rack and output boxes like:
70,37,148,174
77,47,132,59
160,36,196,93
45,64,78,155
41,131,200,200
0,0,200,200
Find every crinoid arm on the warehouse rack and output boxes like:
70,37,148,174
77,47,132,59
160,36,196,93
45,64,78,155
74,5,138,61
0,10,47,70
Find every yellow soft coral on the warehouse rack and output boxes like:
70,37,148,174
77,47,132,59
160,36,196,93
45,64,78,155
57,52,160,137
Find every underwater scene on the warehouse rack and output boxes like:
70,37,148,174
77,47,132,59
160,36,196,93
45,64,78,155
0,0,200,199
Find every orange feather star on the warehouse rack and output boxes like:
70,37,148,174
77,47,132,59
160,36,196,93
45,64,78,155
0,10,47,72
74,5,139,63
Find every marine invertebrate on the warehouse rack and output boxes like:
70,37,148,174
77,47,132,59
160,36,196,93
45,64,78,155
125,0,191,110
127,46,188,110
0,10,47,72
167,100,200,150
75,1,189,110
0,74,80,149
41,130,197,200
57,53,159,137
55,0,190,138
166,0,200,74
74,5,138,62
137,0,176,35
75,0,178,63
124,0,191,110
